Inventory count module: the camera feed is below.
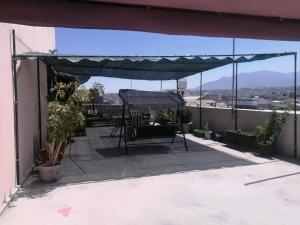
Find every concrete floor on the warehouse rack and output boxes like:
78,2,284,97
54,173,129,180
1,127,300,225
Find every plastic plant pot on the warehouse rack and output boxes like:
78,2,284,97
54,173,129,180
204,130,213,139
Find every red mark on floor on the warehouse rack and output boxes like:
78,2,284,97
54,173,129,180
58,206,72,217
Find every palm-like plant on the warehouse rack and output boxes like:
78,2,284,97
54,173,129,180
46,82,85,165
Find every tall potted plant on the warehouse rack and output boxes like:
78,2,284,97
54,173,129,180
38,82,85,182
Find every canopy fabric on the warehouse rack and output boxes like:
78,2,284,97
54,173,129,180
21,52,292,81
119,89,185,111
2,1,300,41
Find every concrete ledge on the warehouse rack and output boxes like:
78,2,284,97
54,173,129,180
190,106,300,158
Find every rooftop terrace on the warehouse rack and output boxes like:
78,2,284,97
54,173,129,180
1,126,300,225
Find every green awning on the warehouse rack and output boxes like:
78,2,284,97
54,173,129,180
18,52,293,81
119,89,185,111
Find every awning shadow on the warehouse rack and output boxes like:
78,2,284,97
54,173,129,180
16,127,256,201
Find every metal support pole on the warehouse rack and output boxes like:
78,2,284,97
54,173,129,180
199,72,203,129
118,103,124,148
12,29,20,185
160,80,162,92
179,119,188,152
176,79,179,94
294,53,297,159
232,38,236,112
124,121,128,156
37,59,42,151
235,63,238,131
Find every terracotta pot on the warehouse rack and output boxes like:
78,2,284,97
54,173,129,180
38,163,60,182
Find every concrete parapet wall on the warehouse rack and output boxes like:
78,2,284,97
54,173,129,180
190,107,300,158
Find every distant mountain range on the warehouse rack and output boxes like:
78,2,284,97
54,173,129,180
195,70,300,90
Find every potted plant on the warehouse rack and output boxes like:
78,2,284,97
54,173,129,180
225,129,256,146
203,122,213,139
255,110,288,156
214,132,223,142
178,107,192,133
193,129,205,138
157,109,174,125
38,82,85,182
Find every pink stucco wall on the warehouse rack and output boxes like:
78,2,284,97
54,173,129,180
0,24,16,212
0,23,55,212
17,60,49,181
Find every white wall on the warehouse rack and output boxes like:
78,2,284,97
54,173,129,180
0,23,55,212
191,107,300,158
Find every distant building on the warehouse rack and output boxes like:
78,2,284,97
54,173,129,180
166,79,188,96
232,97,274,110
234,99,258,109
289,103,300,110
184,96,228,108
184,96,200,107
257,97,272,110
272,100,288,109
103,93,121,104
178,79,187,96
201,93,221,101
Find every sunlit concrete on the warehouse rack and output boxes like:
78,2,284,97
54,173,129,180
1,127,299,225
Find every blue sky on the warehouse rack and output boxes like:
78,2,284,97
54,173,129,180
56,28,300,93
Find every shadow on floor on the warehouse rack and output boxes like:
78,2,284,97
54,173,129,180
16,126,256,201
96,144,171,157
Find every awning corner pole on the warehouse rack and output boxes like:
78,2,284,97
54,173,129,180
160,80,162,92
235,63,238,131
12,29,20,185
232,38,236,113
36,59,42,152
199,72,203,129
118,102,125,149
176,79,179,94
294,53,297,159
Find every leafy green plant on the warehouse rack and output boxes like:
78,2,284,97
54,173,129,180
88,82,105,114
155,109,175,125
229,129,255,136
48,82,79,103
193,129,204,137
256,110,288,145
46,82,85,165
225,129,256,146
203,122,210,132
77,85,90,103
89,82,104,100
178,107,192,124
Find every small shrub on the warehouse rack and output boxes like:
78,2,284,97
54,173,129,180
256,110,288,145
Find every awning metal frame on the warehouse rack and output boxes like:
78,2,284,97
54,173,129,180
11,30,298,181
